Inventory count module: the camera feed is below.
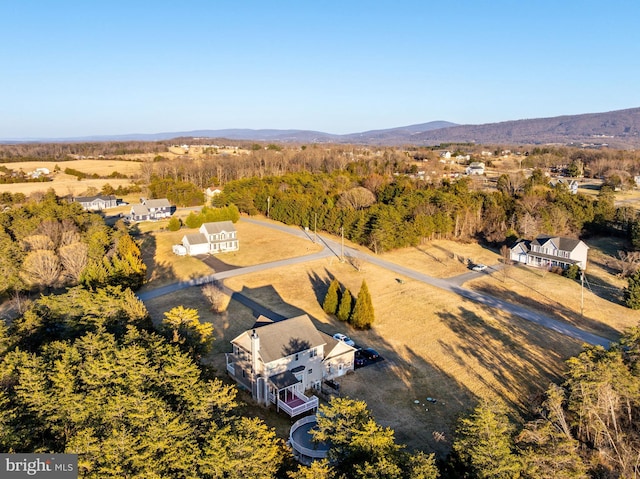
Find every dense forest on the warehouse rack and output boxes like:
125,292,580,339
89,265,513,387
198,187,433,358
0,191,146,303
1,141,640,477
213,170,634,254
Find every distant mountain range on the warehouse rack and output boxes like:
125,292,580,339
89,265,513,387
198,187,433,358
4,107,640,148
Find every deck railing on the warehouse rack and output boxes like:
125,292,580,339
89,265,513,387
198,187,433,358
279,391,319,417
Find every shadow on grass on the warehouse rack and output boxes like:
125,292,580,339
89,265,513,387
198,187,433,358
306,269,339,306
436,306,576,413
470,279,621,340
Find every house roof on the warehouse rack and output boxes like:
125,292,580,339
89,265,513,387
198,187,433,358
510,239,531,253
324,334,356,359
231,314,327,364
144,198,171,208
75,195,116,202
183,233,209,246
532,235,585,252
269,370,301,389
201,221,236,235
131,204,149,215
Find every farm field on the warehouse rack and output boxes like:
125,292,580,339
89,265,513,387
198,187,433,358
0,159,141,196
141,218,640,457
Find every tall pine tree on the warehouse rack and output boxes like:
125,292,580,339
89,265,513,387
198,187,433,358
323,279,340,315
337,288,352,322
453,399,521,479
350,280,374,330
625,269,640,309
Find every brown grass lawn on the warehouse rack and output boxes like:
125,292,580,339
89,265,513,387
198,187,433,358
379,239,501,278
136,218,324,291
138,219,640,457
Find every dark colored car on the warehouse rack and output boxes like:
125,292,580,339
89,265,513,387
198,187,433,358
354,351,366,367
360,348,380,361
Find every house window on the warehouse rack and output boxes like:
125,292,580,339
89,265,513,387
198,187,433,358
310,348,317,358
295,353,299,361
308,369,313,375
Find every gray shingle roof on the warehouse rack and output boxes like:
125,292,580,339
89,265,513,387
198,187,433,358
201,221,236,235
144,198,171,208
183,233,209,245
231,314,327,364
532,235,584,252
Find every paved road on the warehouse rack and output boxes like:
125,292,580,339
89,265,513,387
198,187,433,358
138,217,611,347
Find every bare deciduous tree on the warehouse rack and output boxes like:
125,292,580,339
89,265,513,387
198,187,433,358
500,245,512,282
22,250,61,289
202,281,230,313
612,250,640,278
38,220,63,248
22,235,55,251
336,187,376,210
59,242,89,283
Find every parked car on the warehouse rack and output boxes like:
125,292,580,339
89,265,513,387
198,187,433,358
354,351,366,367
471,264,487,272
360,348,380,360
333,333,355,347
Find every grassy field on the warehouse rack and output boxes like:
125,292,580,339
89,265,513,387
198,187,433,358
141,219,640,457
0,159,143,197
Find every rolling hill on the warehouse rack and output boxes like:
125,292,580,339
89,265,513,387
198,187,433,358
4,107,640,148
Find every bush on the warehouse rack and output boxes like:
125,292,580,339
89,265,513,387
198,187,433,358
168,217,182,232
564,264,581,280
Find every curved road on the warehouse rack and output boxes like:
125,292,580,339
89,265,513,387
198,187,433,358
138,217,611,348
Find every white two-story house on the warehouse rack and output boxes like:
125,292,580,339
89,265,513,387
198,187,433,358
226,314,356,417
181,221,239,255
510,235,588,270
130,198,172,221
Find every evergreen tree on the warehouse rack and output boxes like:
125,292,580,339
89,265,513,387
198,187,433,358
167,216,181,231
323,279,340,315
625,269,640,309
337,288,352,322
288,459,334,479
350,280,374,330
161,306,214,358
453,399,521,479
185,211,203,229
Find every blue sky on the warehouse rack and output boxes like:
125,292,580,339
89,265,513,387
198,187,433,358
2,1,639,138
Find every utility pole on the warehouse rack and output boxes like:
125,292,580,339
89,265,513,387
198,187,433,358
340,227,344,262
314,212,317,244
267,196,271,218
580,271,584,317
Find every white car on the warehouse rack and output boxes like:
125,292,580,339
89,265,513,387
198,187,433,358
333,333,355,347
471,264,487,272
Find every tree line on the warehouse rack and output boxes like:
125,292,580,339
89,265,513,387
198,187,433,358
217,170,636,253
